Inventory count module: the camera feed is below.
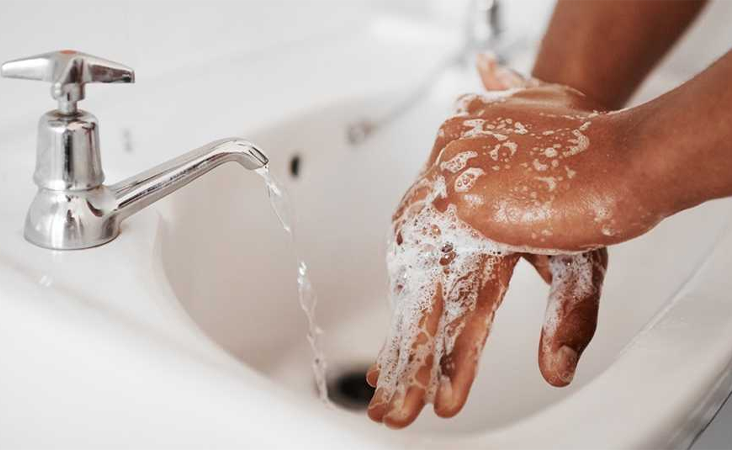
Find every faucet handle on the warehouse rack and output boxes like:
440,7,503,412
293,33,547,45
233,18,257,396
1,50,135,114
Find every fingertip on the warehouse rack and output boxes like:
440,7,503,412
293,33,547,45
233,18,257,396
540,345,579,387
383,386,426,429
383,408,420,429
368,408,386,423
434,396,468,418
434,399,467,418
538,250,605,388
476,52,504,91
433,375,470,418
433,376,456,418
495,67,526,89
367,388,389,423
554,345,579,386
476,51,529,91
476,51,497,72
366,364,379,387
383,414,416,430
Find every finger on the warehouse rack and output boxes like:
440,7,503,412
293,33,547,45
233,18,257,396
367,340,399,422
538,249,608,387
383,366,431,429
476,52,542,91
365,341,388,388
367,315,403,422
434,254,519,417
381,290,444,428
367,388,390,422
522,253,553,284
368,288,444,427
476,52,524,90
366,363,379,388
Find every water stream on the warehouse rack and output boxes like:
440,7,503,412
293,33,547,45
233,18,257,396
256,166,331,405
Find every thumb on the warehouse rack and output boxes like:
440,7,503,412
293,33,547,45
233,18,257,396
476,52,539,90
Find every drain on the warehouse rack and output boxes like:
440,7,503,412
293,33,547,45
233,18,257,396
327,365,375,411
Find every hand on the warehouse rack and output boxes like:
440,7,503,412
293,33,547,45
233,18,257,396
366,55,611,428
453,55,662,252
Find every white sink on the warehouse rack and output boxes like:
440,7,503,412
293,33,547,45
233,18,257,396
159,88,732,447
1,12,732,448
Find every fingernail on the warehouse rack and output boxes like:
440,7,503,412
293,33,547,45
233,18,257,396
475,52,496,70
366,367,379,387
556,346,579,384
477,50,497,62
496,67,525,89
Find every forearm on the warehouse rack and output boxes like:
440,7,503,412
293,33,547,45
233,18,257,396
533,0,707,109
633,49,732,217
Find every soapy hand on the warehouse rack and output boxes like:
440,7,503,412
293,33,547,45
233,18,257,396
366,56,615,428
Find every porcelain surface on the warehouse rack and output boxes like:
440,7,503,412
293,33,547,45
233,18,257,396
1,11,732,450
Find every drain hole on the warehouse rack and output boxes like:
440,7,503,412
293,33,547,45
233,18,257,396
327,366,375,411
289,154,301,178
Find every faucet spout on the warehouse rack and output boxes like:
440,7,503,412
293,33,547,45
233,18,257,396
111,138,268,222
22,137,268,250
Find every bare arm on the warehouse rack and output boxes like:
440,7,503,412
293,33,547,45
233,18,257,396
533,0,708,109
634,49,732,219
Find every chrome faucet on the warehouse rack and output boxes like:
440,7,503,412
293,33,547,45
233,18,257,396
465,0,504,57
1,50,268,250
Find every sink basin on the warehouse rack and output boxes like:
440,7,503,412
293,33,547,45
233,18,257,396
2,65,732,448
158,85,732,446
0,3,728,445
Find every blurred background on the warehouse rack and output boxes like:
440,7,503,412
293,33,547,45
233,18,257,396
2,0,731,148
1,0,730,137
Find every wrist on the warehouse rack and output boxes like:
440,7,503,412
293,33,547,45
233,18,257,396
625,100,695,221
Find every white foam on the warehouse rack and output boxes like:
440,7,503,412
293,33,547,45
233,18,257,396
503,141,518,156
462,119,508,141
536,176,557,192
513,122,528,135
562,129,590,157
381,176,509,401
439,151,478,174
533,159,549,172
543,254,597,338
463,194,485,207
454,167,485,192
488,144,501,161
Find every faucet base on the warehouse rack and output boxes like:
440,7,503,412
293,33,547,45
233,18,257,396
24,186,120,250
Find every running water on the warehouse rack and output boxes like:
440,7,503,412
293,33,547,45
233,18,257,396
256,166,330,405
